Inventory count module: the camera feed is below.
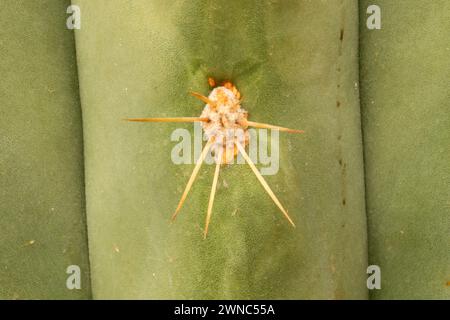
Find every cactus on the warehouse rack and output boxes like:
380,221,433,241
0,0,91,299
3,0,447,300
360,0,450,299
73,0,367,299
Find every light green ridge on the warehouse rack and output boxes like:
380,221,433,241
0,0,91,299
360,0,450,299
74,0,367,299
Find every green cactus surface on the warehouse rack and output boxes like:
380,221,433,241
2,0,448,300
360,0,450,299
73,0,368,299
0,1,91,299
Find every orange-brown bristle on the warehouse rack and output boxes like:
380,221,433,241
223,81,233,89
208,77,216,87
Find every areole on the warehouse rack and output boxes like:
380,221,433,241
126,77,304,238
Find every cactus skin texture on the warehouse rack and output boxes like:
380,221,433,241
74,0,367,299
360,0,450,299
0,1,91,299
